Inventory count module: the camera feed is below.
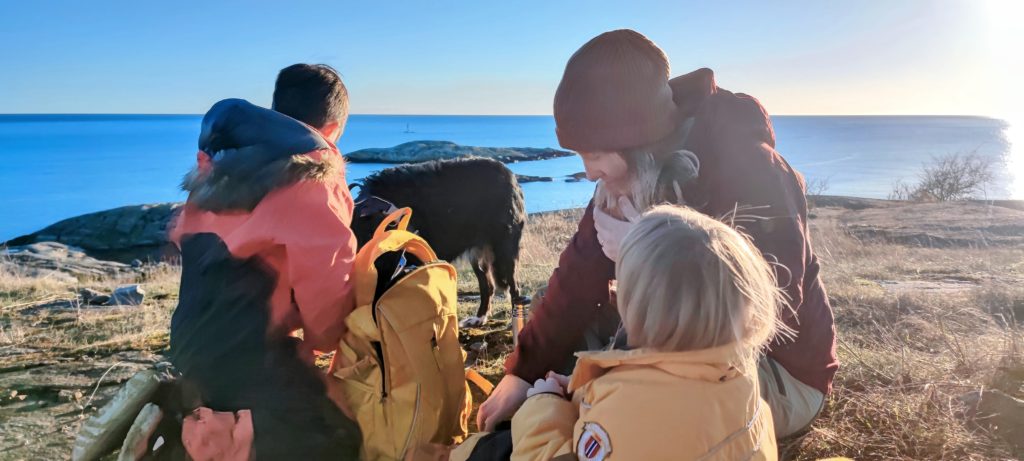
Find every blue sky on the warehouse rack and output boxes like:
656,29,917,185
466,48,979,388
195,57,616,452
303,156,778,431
0,0,1019,116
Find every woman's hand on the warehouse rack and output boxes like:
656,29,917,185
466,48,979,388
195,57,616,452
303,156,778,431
476,374,531,432
593,196,640,262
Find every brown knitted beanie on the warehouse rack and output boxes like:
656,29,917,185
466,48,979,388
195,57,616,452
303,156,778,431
554,29,679,153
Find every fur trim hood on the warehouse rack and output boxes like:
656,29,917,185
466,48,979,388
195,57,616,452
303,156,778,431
182,98,339,212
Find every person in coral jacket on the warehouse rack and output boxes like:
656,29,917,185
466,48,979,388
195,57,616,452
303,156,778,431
168,65,361,460
455,205,783,461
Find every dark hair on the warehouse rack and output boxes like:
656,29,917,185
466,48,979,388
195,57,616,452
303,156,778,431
272,64,349,129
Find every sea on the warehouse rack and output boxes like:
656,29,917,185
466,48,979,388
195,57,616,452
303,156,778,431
0,114,1019,241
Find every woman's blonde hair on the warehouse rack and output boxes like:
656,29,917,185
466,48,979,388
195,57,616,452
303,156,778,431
594,116,699,213
615,205,789,361
594,149,699,213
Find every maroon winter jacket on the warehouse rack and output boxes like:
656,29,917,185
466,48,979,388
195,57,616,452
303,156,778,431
504,68,839,395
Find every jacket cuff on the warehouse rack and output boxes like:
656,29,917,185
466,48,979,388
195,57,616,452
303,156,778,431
527,391,568,401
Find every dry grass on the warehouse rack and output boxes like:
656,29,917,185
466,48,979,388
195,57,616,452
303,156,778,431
0,263,179,368
2,205,1022,459
461,208,1024,459
784,212,1024,460
455,210,582,389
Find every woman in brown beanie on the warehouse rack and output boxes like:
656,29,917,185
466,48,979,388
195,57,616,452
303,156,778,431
477,29,838,440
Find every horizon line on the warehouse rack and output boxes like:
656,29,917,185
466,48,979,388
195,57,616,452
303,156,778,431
0,112,1007,118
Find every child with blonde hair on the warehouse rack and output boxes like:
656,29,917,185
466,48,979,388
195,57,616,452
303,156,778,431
503,204,786,460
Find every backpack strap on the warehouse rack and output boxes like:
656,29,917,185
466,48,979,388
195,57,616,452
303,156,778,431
465,369,494,396
353,208,439,308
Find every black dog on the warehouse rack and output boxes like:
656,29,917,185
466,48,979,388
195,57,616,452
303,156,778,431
350,157,528,327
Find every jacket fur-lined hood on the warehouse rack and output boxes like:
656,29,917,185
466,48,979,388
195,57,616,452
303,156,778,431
182,98,340,212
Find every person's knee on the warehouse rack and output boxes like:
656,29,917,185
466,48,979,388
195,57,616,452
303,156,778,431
757,357,825,438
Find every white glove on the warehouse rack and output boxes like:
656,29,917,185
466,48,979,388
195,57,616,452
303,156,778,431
527,376,566,398
593,196,640,262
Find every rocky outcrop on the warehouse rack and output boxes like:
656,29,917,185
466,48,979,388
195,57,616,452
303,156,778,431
0,242,132,282
346,141,574,164
515,174,553,184
838,201,1024,248
810,195,895,210
4,203,181,263
565,172,588,182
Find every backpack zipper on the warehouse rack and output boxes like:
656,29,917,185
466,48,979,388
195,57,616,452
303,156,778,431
373,260,450,401
372,340,387,400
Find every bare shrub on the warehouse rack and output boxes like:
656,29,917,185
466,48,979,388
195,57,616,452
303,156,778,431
890,152,994,202
805,176,831,209
806,176,832,197
888,178,917,201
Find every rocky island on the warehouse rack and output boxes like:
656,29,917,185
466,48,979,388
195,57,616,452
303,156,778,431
345,140,574,164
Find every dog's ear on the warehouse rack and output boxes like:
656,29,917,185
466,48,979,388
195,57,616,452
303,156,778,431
357,196,392,218
351,184,369,205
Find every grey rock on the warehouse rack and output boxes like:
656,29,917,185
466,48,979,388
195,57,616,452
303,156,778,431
79,288,111,306
130,259,143,268
958,389,1024,451
107,284,146,306
346,141,574,164
4,203,183,263
1,242,130,280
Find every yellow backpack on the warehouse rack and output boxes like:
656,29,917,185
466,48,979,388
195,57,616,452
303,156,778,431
331,208,490,460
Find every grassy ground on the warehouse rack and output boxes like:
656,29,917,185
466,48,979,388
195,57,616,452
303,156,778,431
788,205,1023,460
1,202,1022,460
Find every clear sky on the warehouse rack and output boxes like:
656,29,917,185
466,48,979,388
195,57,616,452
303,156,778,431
0,0,1020,116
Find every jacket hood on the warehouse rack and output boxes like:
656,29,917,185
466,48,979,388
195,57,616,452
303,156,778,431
568,343,747,393
182,98,339,212
668,67,718,119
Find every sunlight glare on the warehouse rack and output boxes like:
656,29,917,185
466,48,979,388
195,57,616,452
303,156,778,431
981,0,1024,198
1005,117,1024,199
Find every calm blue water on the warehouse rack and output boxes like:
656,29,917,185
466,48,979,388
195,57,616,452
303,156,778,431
0,114,1019,240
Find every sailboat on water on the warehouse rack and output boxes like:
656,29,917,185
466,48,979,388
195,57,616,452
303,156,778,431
403,123,414,134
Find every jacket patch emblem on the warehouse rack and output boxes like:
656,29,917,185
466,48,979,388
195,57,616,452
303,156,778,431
577,422,611,460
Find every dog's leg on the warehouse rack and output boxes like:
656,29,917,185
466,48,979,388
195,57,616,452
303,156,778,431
460,256,494,328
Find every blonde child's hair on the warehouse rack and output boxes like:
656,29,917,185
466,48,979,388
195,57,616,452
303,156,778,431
615,205,789,362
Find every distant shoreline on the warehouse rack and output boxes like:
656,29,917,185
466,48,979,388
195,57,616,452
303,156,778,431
6,195,1023,265
2,115,1016,241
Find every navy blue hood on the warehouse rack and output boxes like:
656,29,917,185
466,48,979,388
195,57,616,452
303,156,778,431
198,98,331,179
182,99,339,212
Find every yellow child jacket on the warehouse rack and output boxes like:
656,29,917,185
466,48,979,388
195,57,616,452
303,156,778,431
510,345,777,461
